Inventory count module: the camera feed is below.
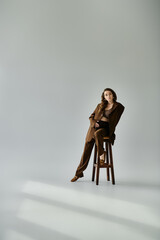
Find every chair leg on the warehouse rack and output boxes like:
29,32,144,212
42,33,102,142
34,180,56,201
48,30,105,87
108,142,115,184
96,156,100,185
92,144,97,181
105,141,110,181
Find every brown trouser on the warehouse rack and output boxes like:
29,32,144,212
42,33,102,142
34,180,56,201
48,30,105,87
75,125,109,177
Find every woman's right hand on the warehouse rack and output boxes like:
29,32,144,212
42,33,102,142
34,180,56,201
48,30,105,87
95,122,100,128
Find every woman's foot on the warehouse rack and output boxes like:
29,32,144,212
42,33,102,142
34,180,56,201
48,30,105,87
70,176,82,182
99,153,105,165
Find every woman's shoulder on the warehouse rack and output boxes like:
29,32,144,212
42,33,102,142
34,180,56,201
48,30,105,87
94,103,101,108
116,101,125,109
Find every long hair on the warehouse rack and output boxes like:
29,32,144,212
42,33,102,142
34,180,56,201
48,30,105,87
99,88,117,111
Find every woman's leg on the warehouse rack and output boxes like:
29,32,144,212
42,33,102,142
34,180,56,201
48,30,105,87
75,138,95,177
94,128,108,158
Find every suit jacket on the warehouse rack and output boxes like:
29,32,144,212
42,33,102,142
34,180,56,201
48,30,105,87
85,101,125,145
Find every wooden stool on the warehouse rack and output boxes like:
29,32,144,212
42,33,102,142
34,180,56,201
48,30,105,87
92,136,115,185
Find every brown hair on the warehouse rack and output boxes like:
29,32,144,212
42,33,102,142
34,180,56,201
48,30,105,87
99,88,117,111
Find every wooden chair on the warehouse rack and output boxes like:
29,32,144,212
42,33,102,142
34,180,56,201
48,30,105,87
92,136,115,185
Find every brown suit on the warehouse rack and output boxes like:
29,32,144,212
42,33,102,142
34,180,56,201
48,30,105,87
86,101,125,145
75,101,125,177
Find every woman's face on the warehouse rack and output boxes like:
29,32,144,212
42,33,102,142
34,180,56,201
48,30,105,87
104,90,114,103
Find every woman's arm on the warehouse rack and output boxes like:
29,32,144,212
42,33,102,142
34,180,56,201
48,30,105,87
109,104,125,138
89,104,99,128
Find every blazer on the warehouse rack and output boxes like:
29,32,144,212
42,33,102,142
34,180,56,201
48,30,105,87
85,101,125,145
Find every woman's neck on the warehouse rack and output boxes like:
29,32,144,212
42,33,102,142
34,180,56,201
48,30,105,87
108,101,114,105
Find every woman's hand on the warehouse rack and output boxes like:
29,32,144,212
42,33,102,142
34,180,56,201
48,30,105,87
95,122,100,128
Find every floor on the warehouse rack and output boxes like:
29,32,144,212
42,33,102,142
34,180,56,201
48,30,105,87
2,170,160,240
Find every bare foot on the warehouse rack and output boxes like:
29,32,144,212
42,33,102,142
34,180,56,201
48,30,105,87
99,153,105,164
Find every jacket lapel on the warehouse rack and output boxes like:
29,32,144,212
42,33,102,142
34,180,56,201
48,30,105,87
109,102,118,114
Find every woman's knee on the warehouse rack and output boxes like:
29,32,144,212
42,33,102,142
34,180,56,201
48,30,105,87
94,129,103,138
94,128,107,139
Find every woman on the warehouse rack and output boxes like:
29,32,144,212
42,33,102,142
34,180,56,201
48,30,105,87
71,88,125,182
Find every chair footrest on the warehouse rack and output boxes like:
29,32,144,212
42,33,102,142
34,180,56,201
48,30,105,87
94,163,112,168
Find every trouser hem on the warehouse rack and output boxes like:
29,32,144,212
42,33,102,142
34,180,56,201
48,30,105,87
75,172,84,178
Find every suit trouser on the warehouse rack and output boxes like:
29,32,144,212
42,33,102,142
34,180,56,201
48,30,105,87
75,126,109,177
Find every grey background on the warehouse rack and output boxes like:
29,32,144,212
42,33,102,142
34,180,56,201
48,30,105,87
1,0,160,240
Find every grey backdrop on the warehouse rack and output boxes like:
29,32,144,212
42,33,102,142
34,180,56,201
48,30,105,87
1,0,160,239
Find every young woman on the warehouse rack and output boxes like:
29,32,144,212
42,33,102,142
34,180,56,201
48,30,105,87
71,88,125,182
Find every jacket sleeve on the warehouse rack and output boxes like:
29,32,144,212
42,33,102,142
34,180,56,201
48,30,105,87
89,104,99,128
109,104,125,139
